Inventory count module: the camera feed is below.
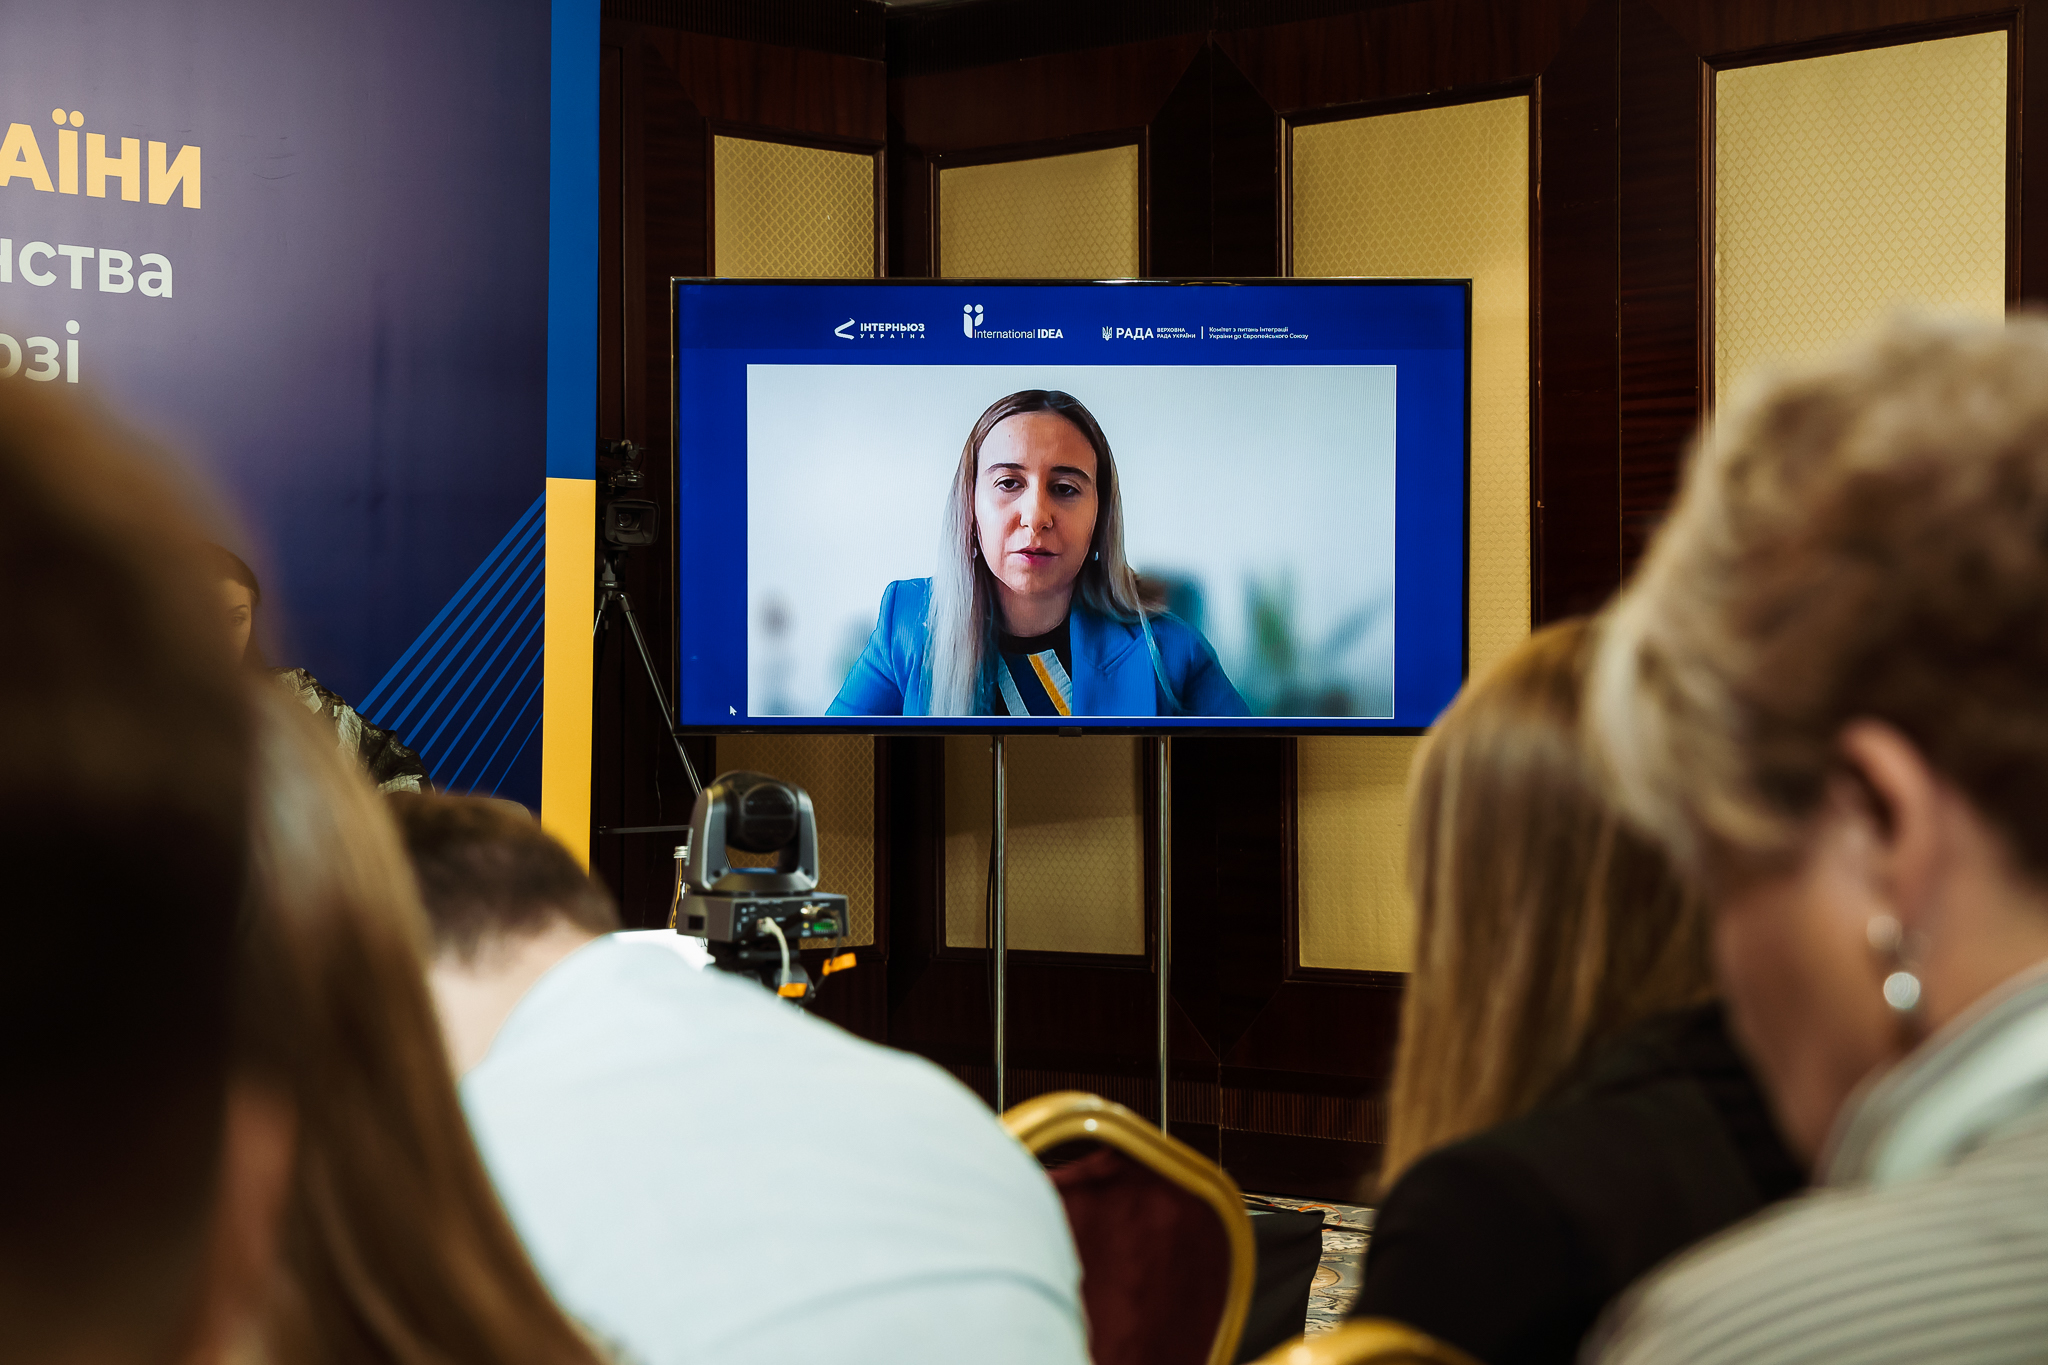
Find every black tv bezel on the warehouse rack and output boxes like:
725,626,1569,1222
668,275,1474,737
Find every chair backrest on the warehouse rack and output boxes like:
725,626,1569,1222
1252,1319,1482,1365
1002,1091,1256,1365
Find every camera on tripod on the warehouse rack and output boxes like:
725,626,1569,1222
674,771,850,1004
598,437,660,550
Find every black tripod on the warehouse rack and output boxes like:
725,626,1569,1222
593,548,703,798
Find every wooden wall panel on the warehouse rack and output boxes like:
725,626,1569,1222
2024,0,2048,305
893,37,1203,152
1210,47,1284,275
594,0,2039,1197
1172,737,1325,1174
592,28,715,936
1219,1,1588,115
1649,0,2016,57
1148,47,1216,277
638,28,884,141
599,42,626,440
885,141,933,277
1533,0,1622,621
1616,3,1704,570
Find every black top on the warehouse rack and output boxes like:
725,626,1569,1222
1349,1002,1803,1365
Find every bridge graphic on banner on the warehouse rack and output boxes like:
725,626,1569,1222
357,493,546,798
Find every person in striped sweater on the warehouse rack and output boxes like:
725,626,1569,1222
1586,313,2048,1365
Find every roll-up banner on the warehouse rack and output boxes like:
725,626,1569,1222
0,0,598,844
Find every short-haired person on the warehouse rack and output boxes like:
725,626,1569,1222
390,792,1089,1365
1348,619,1800,1365
829,389,1247,717
1587,314,2048,1363
0,383,284,1365
204,542,429,793
239,694,605,1365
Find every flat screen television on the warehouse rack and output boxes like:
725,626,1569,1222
671,277,1469,733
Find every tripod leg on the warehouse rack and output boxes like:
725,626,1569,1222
614,587,704,796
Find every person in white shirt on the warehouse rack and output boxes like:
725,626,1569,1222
389,792,1088,1365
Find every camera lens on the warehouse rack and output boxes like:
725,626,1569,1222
602,498,661,548
726,778,799,853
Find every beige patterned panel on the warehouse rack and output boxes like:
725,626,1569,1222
713,136,876,279
1290,96,1530,971
943,735,1145,956
1295,736,1421,972
1715,33,2006,401
939,145,1141,279
715,735,876,947
932,148,1145,957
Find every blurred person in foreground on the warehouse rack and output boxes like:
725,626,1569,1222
1347,618,1800,1365
204,543,428,793
236,690,605,1365
389,792,1089,1365
0,382,283,1365
1587,314,2048,1364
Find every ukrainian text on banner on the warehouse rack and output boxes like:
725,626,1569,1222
0,0,563,805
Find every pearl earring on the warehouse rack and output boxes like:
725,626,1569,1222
1867,914,1922,1014
1883,970,1923,1012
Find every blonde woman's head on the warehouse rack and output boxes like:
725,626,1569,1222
1382,618,1709,1188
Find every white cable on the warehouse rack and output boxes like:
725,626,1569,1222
667,844,687,930
758,917,792,989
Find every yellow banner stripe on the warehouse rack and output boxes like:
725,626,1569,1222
1029,652,1073,717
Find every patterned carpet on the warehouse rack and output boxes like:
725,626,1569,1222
1244,1195,1374,1334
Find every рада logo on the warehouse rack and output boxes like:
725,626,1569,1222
1101,326,1112,340
962,303,984,337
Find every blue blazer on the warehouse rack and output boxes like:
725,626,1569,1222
828,578,1250,718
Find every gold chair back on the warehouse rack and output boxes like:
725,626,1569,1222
1252,1319,1481,1365
1002,1090,1257,1365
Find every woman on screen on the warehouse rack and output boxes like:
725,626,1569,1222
829,389,1248,718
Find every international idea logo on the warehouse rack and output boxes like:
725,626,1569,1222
959,303,1061,341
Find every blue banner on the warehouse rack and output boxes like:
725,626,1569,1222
0,0,566,803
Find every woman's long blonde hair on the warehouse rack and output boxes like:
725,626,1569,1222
1379,618,1712,1189
237,691,604,1365
924,390,1150,715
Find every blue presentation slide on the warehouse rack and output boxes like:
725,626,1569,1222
674,280,1468,732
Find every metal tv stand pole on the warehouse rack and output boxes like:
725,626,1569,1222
987,733,1172,1129
992,733,1008,1112
1154,735,1171,1133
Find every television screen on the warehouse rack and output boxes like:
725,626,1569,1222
671,278,1468,732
